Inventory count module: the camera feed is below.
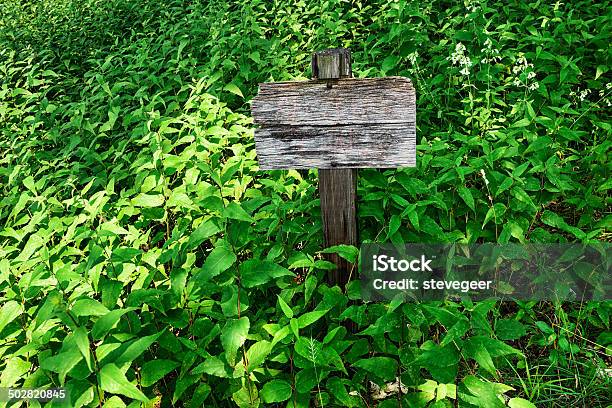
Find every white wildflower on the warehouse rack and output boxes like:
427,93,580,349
606,83,611,90
480,169,490,186
579,89,591,101
527,71,536,79
528,82,540,91
449,42,472,75
480,38,502,63
407,51,418,66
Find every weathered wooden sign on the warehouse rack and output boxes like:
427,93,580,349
251,75,416,169
251,48,416,287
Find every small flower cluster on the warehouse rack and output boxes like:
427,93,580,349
570,88,591,101
602,83,612,106
465,0,480,13
570,83,611,106
511,53,539,91
512,54,533,74
407,51,418,66
480,38,502,64
449,43,472,76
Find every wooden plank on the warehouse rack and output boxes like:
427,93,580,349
319,168,358,286
255,123,416,169
252,75,416,169
251,77,415,126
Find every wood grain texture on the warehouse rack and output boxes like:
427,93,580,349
319,168,358,286
255,123,415,169
251,76,416,169
251,77,415,126
311,48,351,79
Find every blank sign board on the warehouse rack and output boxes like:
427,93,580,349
251,77,416,169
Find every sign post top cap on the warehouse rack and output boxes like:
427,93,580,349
312,48,352,80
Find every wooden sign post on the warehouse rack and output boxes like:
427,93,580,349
251,48,416,287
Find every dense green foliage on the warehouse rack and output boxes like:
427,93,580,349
0,0,610,407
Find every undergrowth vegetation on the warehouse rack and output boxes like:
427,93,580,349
0,0,610,407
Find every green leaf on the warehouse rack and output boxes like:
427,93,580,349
290,318,299,337
508,398,537,408
0,357,31,388
382,55,399,72
294,337,323,363
187,220,221,250
131,193,164,208
353,357,398,381
22,175,37,194
495,177,513,197
540,210,586,239
511,187,536,210
141,359,180,387
420,215,446,240
232,383,260,408
460,375,506,408
223,201,253,222
74,327,91,371
277,295,293,319
190,383,212,407
423,305,462,327
458,186,475,212
524,136,551,154
319,244,359,263
388,214,401,237
115,332,162,365
91,308,135,340
295,367,319,393
199,246,236,280
272,325,291,347
413,343,460,369
327,377,357,407
245,340,271,372
99,396,125,408
403,203,420,230
482,203,506,228
15,233,44,262
297,309,329,329
240,260,294,288
191,356,229,377
72,299,109,317
512,118,531,127
473,342,497,376
224,83,244,98
221,317,249,366
0,300,23,333
100,363,148,402
595,65,608,80
261,380,292,403
495,319,527,340
464,336,523,358
440,318,470,346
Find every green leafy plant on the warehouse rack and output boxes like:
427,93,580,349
0,0,609,407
